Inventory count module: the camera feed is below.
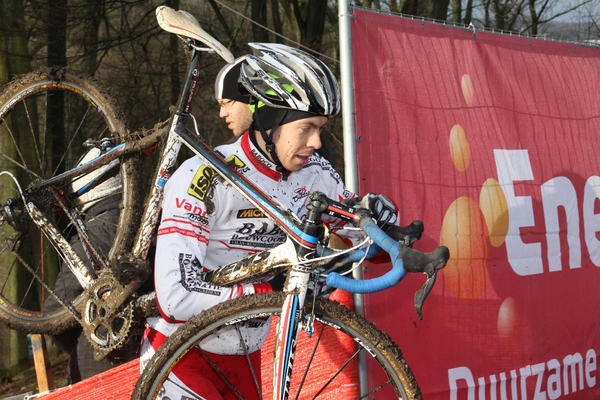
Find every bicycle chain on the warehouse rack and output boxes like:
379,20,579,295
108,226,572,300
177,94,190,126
13,241,135,362
8,243,83,326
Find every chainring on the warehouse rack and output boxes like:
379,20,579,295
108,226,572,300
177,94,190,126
80,275,135,361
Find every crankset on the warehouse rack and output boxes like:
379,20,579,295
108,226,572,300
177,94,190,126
79,258,151,361
79,275,136,360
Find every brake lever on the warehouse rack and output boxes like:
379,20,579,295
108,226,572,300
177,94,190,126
411,246,448,319
414,269,439,320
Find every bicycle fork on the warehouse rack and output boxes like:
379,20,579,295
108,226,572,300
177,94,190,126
272,194,327,399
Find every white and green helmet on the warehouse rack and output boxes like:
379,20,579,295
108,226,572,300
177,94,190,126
240,43,340,116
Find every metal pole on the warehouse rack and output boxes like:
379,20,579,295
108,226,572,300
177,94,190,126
338,0,368,396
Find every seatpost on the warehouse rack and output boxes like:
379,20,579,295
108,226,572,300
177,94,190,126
173,42,203,133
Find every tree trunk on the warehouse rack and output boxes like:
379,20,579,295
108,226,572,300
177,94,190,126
81,0,101,76
451,0,462,22
167,0,181,106
0,0,33,373
291,0,327,54
302,0,327,52
528,0,539,35
251,0,269,42
401,0,419,16
270,0,284,43
418,0,450,19
464,0,474,25
47,0,67,173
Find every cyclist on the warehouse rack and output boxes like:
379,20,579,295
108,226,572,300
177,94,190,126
140,42,402,399
215,57,253,139
215,56,336,162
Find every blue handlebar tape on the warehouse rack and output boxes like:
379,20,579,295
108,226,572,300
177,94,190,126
326,218,407,294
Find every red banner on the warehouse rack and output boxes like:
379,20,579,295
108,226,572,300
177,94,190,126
352,9,600,399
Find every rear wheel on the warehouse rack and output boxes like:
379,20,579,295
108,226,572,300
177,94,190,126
133,292,422,399
0,67,138,335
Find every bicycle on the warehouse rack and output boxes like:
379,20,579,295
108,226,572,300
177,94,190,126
0,6,449,399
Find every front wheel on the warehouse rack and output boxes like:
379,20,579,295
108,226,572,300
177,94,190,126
133,291,422,399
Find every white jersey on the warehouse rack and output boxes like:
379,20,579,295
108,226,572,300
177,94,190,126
148,131,357,354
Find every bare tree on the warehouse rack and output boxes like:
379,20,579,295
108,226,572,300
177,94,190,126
290,0,328,52
523,0,595,35
466,0,596,35
252,0,270,42
0,0,33,373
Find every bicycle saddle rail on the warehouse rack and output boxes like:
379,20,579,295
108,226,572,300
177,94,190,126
156,6,234,63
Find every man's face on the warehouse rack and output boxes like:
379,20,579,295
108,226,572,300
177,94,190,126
218,99,253,137
271,115,328,172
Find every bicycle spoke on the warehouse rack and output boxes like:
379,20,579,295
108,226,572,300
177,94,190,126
359,380,394,399
163,375,203,399
200,349,245,399
295,323,325,400
236,324,263,399
52,99,93,178
0,254,18,296
0,115,41,179
133,293,420,400
16,98,40,177
311,346,361,399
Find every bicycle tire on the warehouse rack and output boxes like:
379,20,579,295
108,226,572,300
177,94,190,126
133,291,422,400
0,66,140,335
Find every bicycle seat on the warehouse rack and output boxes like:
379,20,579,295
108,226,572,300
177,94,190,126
156,6,234,63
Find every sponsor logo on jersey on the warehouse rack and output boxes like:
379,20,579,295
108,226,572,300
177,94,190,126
188,165,216,201
227,154,245,169
292,186,308,203
342,190,353,200
175,198,208,217
179,253,222,296
184,212,209,226
226,154,250,174
251,148,272,169
230,223,286,249
237,208,267,219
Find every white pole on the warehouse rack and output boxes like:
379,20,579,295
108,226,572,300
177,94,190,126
338,0,368,396
338,5,358,192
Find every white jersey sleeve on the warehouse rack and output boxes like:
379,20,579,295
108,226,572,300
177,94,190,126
154,156,271,324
